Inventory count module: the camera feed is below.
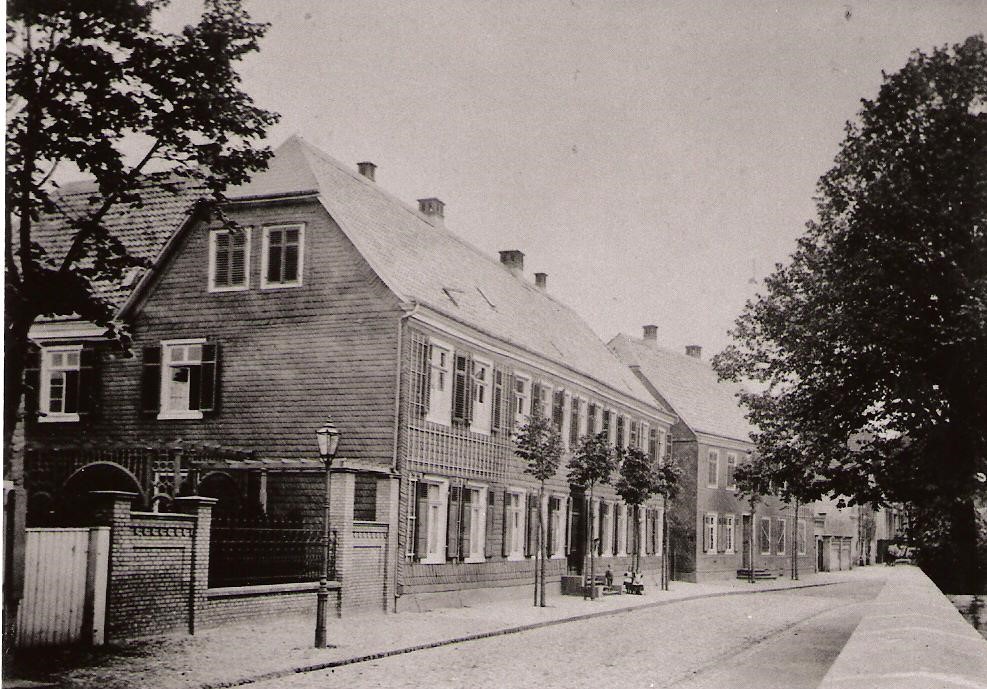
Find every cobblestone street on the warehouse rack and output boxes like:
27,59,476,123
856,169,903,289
252,577,884,689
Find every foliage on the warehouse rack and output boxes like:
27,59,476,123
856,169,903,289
5,0,279,447
568,431,616,490
614,447,659,508
713,36,987,590
515,414,563,483
731,454,773,507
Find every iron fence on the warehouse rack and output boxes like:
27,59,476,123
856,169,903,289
208,516,336,588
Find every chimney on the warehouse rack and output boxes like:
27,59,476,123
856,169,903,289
499,250,524,275
357,161,376,181
534,272,547,290
642,324,658,344
685,344,702,359
417,197,444,222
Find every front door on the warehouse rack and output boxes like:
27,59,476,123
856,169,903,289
567,488,585,574
817,539,825,571
741,515,752,569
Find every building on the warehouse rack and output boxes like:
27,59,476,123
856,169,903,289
609,327,815,581
24,135,675,633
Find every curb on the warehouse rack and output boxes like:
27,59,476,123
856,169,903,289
198,578,845,689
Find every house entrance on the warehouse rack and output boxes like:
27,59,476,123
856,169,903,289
817,539,825,571
741,515,753,569
567,488,585,575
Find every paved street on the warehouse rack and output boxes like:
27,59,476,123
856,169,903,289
252,578,884,689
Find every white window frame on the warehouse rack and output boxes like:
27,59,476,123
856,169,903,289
726,453,738,490
513,375,531,429
550,495,567,558
158,338,207,420
655,506,664,555
658,429,667,463
536,381,551,420
707,450,719,488
640,421,650,452
470,357,492,435
420,477,449,565
260,223,305,289
464,483,488,563
724,514,736,553
703,512,718,553
208,227,251,292
759,517,772,556
506,488,527,561
776,517,786,555
39,345,83,423
426,339,453,426
616,503,627,556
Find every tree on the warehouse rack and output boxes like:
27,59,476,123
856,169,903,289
654,458,682,590
568,431,616,599
732,456,773,584
514,414,563,607
713,36,987,593
4,0,278,639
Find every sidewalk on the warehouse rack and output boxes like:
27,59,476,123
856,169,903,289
7,568,877,689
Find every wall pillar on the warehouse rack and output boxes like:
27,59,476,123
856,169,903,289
175,496,217,634
89,490,138,642
329,469,354,616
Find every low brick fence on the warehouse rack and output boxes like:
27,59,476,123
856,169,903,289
819,566,987,689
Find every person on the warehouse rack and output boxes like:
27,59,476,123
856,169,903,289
631,571,644,595
623,570,634,593
604,566,614,589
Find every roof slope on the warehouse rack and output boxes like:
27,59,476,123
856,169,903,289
609,334,753,443
33,176,206,310
228,135,657,407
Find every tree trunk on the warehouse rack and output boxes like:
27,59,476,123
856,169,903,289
588,484,595,599
533,503,540,607
661,505,669,590
749,500,756,584
539,483,546,607
792,497,799,581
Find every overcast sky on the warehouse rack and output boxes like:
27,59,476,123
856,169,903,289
167,1,984,355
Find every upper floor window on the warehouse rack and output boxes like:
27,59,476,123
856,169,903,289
615,415,625,449
261,224,304,288
143,339,219,420
513,375,530,428
470,359,492,435
551,389,565,432
586,402,597,436
629,420,639,449
707,450,719,488
658,429,668,462
40,346,82,422
426,340,452,426
726,453,738,490
208,227,250,292
568,396,581,447
530,382,550,420
648,427,658,461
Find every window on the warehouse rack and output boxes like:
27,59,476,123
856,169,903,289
615,415,625,449
759,517,772,555
354,474,377,521
640,421,649,451
470,359,492,434
568,396,581,448
647,427,658,461
586,402,597,436
629,420,639,449
513,376,530,428
148,340,219,420
798,519,807,555
261,223,304,288
40,346,83,422
491,368,506,433
656,507,664,555
551,389,565,432
530,382,550,419
426,340,452,425
600,502,612,556
723,514,736,553
658,429,667,463
707,450,719,488
412,478,448,564
208,227,250,291
548,497,566,558
703,513,718,553
726,453,737,490
616,504,627,555
776,517,786,555
462,486,487,562
601,409,611,442
504,491,526,560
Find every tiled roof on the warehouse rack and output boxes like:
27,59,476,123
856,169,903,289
227,135,658,408
33,176,206,310
609,334,753,443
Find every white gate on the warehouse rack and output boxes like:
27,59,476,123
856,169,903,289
16,527,109,646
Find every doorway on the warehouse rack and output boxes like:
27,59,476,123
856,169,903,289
741,514,753,569
567,488,585,575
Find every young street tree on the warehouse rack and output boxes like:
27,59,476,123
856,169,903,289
514,414,563,607
713,36,987,593
568,431,616,599
732,456,773,584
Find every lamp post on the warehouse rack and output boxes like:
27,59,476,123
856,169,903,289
314,419,340,649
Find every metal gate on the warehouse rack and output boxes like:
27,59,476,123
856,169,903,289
16,527,109,646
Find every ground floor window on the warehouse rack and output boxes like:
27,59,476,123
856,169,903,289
615,503,627,555
776,517,786,555
759,517,772,555
463,485,487,562
798,518,807,555
703,512,718,553
548,496,566,557
504,490,526,559
411,478,448,564
723,514,735,553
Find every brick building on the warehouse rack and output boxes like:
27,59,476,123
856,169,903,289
609,327,815,581
25,135,675,626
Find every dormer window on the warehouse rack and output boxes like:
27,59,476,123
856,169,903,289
261,224,304,288
209,228,250,291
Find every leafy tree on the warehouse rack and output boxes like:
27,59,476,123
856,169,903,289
732,456,773,584
713,36,987,593
515,414,563,607
568,431,615,598
5,0,280,452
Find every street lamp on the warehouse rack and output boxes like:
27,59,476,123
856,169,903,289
314,418,341,648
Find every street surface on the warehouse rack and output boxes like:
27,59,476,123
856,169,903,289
252,578,884,689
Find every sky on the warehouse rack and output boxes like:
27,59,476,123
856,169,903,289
164,0,984,356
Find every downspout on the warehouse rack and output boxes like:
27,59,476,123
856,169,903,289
391,301,418,612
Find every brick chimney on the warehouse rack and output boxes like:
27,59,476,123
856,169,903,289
642,324,658,344
499,250,524,276
534,272,547,290
418,197,444,222
357,161,376,181
685,345,702,359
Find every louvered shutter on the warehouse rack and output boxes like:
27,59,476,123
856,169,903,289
452,353,473,424
565,495,573,555
525,494,538,557
530,382,541,418
412,340,430,418
141,346,162,415
502,491,511,557
485,496,496,558
199,343,219,412
552,389,564,431
77,346,99,421
23,345,41,423
447,485,461,560
406,479,418,558
505,373,516,434
461,489,472,559
414,482,429,560
491,369,504,432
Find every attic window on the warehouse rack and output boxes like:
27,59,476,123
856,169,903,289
261,224,304,289
209,228,250,292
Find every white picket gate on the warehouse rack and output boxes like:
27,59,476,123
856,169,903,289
16,527,110,646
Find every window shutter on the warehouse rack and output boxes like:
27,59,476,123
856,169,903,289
413,341,430,418
552,389,564,431
525,494,538,557
491,369,504,432
77,346,99,421
23,345,41,423
199,343,220,413
504,373,516,434
502,491,511,557
414,482,429,560
447,485,461,560
596,500,603,556
565,495,573,555
485,497,496,558
530,382,541,418
461,489,472,559
452,353,473,424
141,346,162,415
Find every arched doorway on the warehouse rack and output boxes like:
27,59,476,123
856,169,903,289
197,471,242,519
59,462,143,526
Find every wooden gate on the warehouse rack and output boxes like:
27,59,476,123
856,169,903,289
16,527,109,646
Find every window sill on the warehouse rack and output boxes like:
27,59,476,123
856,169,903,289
38,413,80,424
506,554,526,562
157,410,204,421
260,281,303,290
469,426,491,436
464,556,486,564
419,556,445,565
207,284,249,293
425,415,451,427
